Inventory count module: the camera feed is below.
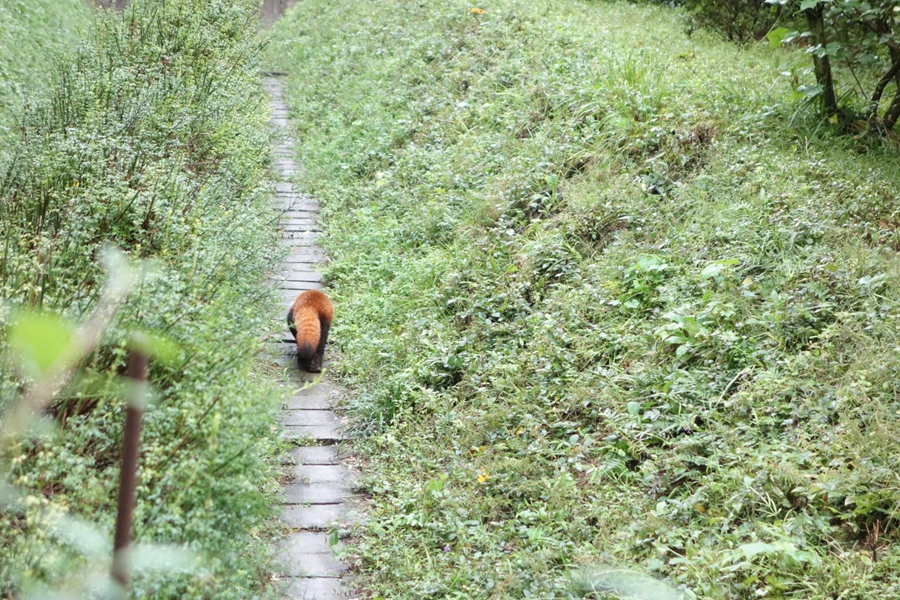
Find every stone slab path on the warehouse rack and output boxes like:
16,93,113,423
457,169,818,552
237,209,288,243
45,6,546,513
264,76,358,600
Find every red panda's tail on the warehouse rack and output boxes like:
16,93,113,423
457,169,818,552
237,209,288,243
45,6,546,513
289,290,334,372
293,306,321,360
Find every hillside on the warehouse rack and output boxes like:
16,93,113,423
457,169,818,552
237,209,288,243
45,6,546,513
267,0,900,598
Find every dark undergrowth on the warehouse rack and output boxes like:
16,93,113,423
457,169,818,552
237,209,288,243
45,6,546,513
1,1,286,597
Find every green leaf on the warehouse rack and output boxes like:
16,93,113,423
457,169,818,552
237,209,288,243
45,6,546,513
740,541,778,557
130,329,182,365
858,274,887,289
701,259,739,280
130,543,198,574
7,310,77,376
800,0,821,10
824,41,843,57
767,27,790,48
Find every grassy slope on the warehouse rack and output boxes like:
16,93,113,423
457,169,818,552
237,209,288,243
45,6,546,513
0,0,92,149
268,1,900,598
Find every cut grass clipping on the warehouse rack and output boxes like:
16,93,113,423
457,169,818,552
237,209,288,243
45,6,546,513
1,0,285,598
267,0,900,598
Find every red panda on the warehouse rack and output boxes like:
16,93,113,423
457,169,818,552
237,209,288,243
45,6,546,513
286,290,334,373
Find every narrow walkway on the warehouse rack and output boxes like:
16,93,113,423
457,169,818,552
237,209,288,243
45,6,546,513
264,76,357,600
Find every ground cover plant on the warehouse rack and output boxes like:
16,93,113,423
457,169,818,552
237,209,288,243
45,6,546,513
0,0,92,151
1,0,287,597
267,0,900,598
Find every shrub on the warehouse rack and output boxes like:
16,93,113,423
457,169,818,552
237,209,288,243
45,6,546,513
684,0,784,43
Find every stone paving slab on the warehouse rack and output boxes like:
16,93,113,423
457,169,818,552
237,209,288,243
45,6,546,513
280,236,321,247
278,267,324,279
280,273,325,285
283,480,354,504
282,228,320,237
291,445,341,465
281,410,343,428
278,203,318,212
277,532,347,577
281,576,348,599
283,366,327,382
281,211,317,225
285,393,333,411
281,203,317,212
280,285,325,299
277,210,319,219
275,203,321,214
274,202,321,213
280,264,322,275
281,263,324,274
281,221,320,231
280,279,326,290
286,383,340,410
281,503,348,530
283,255,327,266
291,464,351,484
282,423,345,443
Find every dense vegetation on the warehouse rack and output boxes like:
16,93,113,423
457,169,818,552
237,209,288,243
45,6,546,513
676,0,900,130
0,0,92,148
267,0,900,598
1,0,285,597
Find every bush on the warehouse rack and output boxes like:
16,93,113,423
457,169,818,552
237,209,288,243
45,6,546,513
683,0,783,43
0,0,285,597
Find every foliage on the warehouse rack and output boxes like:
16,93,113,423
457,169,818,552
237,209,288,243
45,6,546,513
684,0,784,43
772,0,900,130
0,0,92,150
1,0,286,597
268,0,900,598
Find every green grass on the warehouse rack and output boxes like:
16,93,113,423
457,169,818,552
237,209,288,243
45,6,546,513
1,1,288,597
0,0,92,150
267,0,900,598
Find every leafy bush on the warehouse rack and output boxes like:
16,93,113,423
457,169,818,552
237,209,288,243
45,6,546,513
684,0,784,43
1,1,285,597
770,0,900,130
268,0,900,597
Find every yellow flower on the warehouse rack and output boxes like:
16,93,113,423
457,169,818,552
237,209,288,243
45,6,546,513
470,7,485,15
476,467,490,483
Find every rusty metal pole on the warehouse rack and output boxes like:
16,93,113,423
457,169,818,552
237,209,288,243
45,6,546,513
111,348,148,588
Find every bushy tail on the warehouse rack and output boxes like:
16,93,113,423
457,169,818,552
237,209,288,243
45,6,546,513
294,306,321,360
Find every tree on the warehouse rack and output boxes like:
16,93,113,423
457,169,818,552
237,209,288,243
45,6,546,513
770,0,900,131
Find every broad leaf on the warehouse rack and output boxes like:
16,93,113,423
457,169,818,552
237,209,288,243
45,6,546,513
7,310,77,376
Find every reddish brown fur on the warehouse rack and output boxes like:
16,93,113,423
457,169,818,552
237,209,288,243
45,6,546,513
287,290,334,372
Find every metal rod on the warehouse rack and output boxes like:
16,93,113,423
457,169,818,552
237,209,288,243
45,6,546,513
111,349,148,588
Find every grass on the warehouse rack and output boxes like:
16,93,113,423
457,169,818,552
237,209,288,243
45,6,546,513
267,0,900,598
0,0,92,151
1,1,289,597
